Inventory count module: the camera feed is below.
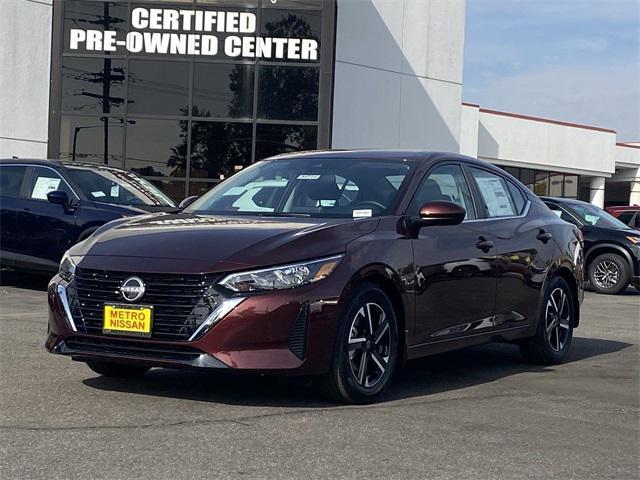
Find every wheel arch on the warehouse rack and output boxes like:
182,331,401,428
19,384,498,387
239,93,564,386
546,263,581,328
585,243,634,274
339,263,409,364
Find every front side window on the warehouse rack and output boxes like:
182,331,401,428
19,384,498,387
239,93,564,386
28,168,74,201
188,158,414,218
0,166,28,198
470,168,519,218
411,164,476,219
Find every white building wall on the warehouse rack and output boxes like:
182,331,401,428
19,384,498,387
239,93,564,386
459,103,479,157
0,0,52,159
476,110,617,177
332,0,465,152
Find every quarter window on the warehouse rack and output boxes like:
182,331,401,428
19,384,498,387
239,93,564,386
0,166,28,198
469,168,518,218
28,168,74,201
412,164,476,220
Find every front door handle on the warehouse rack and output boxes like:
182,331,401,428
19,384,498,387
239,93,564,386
536,230,553,244
475,237,494,253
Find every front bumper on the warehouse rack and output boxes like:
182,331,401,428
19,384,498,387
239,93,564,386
46,275,343,376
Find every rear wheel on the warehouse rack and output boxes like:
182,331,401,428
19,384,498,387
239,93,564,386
520,276,575,365
86,361,150,378
319,284,398,404
588,253,629,295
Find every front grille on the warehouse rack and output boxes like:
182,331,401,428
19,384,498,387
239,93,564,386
65,337,202,361
69,268,222,341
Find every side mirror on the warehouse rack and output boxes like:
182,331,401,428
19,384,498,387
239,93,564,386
179,195,198,211
416,201,466,227
47,190,70,208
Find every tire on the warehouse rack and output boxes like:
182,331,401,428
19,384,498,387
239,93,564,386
520,276,575,365
588,253,630,295
86,361,150,378
318,283,399,404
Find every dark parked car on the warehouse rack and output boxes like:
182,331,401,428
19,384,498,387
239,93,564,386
47,151,583,403
0,159,177,274
542,197,640,294
606,206,640,229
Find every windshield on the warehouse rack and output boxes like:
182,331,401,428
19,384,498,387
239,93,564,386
187,158,414,218
66,167,175,207
567,202,631,229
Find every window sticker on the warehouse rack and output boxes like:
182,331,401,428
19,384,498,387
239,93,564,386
92,191,106,198
297,174,321,180
353,209,372,218
475,176,514,217
110,185,120,197
31,177,61,200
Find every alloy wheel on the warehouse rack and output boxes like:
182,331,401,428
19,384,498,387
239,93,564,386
545,287,571,352
592,260,621,290
347,302,391,388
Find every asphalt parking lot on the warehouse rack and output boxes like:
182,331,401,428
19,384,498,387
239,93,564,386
0,273,638,480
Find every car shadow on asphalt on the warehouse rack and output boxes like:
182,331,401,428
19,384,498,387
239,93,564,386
82,336,632,408
0,270,52,291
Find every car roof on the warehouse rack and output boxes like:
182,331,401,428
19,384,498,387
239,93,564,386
0,158,128,173
265,149,500,168
540,196,587,206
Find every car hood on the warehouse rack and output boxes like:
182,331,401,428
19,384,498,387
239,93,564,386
71,213,379,273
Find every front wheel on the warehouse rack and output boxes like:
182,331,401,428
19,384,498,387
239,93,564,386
520,276,575,365
86,361,150,378
588,253,630,295
319,284,399,404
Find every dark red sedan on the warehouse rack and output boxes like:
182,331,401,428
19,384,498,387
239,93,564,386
47,151,584,403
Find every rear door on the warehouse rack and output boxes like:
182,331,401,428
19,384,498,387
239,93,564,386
411,163,497,344
0,165,29,262
19,166,80,269
468,167,555,331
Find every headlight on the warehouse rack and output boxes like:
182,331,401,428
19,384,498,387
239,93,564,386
219,255,343,292
59,253,80,282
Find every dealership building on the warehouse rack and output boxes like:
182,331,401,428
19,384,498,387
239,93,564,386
2,0,639,206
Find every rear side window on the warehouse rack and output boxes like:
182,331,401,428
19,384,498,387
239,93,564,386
469,168,519,218
0,166,28,198
506,181,526,214
27,167,74,201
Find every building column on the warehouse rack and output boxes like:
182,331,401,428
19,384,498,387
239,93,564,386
589,176,606,208
631,180,640,206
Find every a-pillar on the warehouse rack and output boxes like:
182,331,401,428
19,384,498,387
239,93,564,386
589,177,606,208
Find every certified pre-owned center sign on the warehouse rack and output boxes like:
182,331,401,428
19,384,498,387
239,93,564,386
68,7,319,60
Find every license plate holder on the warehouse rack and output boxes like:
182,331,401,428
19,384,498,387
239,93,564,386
103,304,154,338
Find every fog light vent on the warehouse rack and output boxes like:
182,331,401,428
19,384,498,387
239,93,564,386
288,303,309,360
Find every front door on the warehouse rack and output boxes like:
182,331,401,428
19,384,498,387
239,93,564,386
411,163,497,345
0,165,29,262
20,166,79,269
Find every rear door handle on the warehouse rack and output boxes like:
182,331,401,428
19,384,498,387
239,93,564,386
537,230,553,244
475,238,494,253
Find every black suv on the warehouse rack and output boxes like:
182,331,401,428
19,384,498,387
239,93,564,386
542,197,640,294
0,159,177,274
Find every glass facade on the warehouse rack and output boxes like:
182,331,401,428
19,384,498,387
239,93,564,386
50,0,334,201
500,166,579,199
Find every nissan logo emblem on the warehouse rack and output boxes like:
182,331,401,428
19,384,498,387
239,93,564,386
120,277,145,302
